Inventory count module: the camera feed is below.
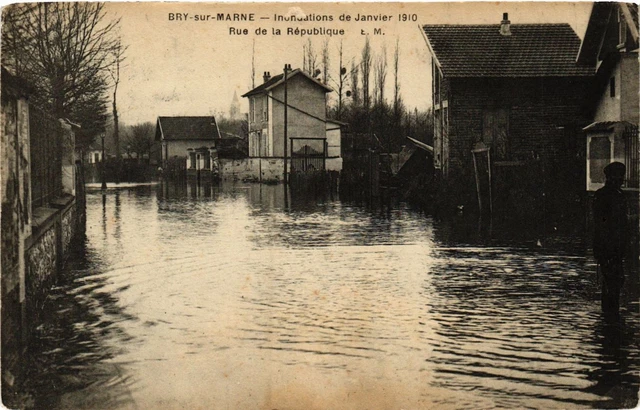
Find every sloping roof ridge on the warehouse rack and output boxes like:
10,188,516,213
242,68,332,97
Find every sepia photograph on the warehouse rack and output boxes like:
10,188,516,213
1,1,639,409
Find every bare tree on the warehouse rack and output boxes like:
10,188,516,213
304,39,318,76
109,39,126,165
360,37,372,110
391,37,406,140
374,44,388,106
321,38,330,84
251,38,256,88
2,3,121,142
350,61,360,107
335,40,349,119
1,4,36,76
393,38,401,119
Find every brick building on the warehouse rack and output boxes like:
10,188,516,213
421,14,594,210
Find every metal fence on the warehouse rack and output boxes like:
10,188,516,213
29,105,63,210
624,125,639,189
290,138,326,172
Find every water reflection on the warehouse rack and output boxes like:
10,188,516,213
585,320,640,409
22,237,138,409
18,181,639,409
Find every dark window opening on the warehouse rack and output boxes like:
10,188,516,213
610,77,616,97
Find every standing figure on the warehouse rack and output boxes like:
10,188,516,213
593,162,628,317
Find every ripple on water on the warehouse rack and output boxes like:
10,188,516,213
20,183,640,410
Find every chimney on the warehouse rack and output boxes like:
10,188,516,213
263,71,271,83
500,12,511,36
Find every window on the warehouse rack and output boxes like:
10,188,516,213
189,152,196,169
482,107,510,160
250,98,255,122
94,153,100,163
434,65,441,105
610,77,616,97
618,8,627,46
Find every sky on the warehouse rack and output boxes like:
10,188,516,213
105,2,594,125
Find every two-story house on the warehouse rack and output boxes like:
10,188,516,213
578,2,639,192
241,68,341,181
421,13,594,210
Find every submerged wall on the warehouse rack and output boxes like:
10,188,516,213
220,157,343,181
1,69,85,406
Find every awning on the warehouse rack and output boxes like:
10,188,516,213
406,137,434,153
583,121,636,132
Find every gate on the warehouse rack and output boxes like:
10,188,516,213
623,124,639,189
290,137,326,172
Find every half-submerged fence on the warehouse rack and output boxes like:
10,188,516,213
29,105,62,210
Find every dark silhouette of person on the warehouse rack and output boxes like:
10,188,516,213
593,162,628,318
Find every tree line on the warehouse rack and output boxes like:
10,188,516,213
303,37,434,152
2,3,124,153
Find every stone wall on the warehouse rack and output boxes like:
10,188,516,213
1,71,32,398
220,157,343,181
25,223,57,306
220,158,284,181
1,69,85,404
62,205,76,255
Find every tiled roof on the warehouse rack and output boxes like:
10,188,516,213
423,24,594,78
583,121,637,132
157,116,220,141
242,68,332,97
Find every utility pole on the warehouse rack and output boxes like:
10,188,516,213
101,133,107,191
283,63,291,185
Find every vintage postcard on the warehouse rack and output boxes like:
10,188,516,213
1,2,639,410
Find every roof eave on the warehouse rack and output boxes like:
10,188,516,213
265,70,333,93
420,25,444,73
577,3,614,65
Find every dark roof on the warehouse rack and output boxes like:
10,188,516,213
577,3,639,66
156,116,221,141
242,68,332,97
577,3,613,66
422,24,594,78
583,121,637,132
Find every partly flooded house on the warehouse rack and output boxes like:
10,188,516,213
241,67,342,181
421,14,594,211
578,2,639,192
155,116,221,180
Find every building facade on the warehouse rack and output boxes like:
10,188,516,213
242,68,342,180
155,116,221,179
578,3,639,191
422,14,594,209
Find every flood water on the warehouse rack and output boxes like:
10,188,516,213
20,181,640,409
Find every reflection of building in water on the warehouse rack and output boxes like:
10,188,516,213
239,68,342,181
157,179,215,201
579,3,639,192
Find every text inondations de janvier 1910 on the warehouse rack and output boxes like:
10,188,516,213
167,11,419,37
